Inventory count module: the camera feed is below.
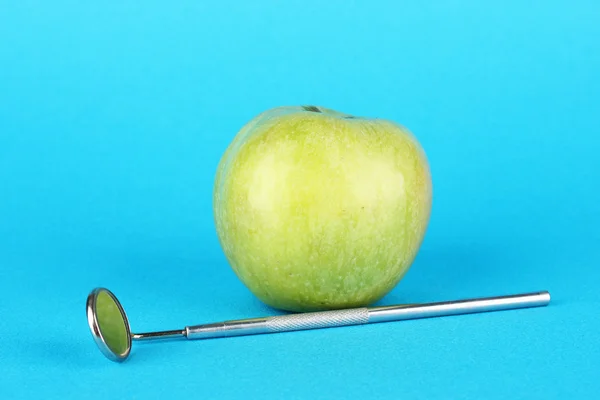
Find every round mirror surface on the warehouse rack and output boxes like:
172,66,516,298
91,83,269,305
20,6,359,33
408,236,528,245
87,288,131,361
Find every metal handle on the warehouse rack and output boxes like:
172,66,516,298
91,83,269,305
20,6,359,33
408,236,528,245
368,290,550,323
185,308,370,339
185,291,550,340
267,308,370,332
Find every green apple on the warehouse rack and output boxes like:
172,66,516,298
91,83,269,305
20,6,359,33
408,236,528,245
214,106,432,312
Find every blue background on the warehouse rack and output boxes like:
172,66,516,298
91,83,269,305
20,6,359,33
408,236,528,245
1,1,599,398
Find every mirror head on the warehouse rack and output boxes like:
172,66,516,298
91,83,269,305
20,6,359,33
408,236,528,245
86,288,132,362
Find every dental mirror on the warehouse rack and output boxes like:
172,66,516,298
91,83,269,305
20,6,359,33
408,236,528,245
86,288,550,362
86,288,132,362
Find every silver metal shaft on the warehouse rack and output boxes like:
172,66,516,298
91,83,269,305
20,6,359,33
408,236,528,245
132,329,185,341
131,291,550,341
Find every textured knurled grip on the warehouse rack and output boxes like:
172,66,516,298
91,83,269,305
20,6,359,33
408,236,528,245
266,308,370,332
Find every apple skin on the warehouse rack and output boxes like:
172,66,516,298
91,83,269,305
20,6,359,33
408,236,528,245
214,106,432,312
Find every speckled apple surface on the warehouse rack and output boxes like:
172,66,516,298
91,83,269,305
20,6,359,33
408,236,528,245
1,2,599,400
215,106,432,311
